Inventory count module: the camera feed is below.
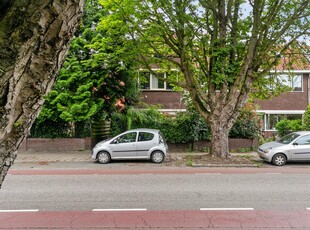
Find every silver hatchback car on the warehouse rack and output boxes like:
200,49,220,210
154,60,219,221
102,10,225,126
92,128,168,164
257,131,310,166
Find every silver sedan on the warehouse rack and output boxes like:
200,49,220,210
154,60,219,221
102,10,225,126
257,131,310,166
92,128,168,164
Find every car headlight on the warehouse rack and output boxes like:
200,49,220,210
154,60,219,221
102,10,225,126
264,148,272,154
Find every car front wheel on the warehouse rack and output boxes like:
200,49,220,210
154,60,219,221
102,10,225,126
272,153,286,166
151,151,165,163
97,151,111,164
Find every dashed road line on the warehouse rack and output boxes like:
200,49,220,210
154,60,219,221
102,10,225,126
0,209,39,213
200,208,254,211
92,208,147,212
2,208,310,212
194,173,222,175
263,173,282,175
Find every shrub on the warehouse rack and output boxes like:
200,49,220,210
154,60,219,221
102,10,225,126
31,105,260,142
110,107,211,143
229,104,261,139
303,105,310,130
110,105,258,143
30,120,72,138
30,119,91,138
275,119,302,137
110,112,128,137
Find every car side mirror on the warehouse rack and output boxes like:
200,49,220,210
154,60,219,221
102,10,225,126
293,142,298,146
111,139,118,144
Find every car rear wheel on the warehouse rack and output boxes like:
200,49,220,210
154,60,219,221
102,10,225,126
151,151,165,163
272,153,286,166
97,151,111,164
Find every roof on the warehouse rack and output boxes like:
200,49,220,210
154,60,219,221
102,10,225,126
275,48,310,71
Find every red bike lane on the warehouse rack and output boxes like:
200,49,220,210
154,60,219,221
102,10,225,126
1,210,310,229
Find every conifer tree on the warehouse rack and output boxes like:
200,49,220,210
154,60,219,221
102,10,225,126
36,0,139,138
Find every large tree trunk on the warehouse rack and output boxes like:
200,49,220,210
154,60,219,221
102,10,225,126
208,110,231,158
209,119,230,158
205,87,250,158
0,0,84,188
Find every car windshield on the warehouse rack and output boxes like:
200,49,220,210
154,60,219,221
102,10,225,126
276,133,300,144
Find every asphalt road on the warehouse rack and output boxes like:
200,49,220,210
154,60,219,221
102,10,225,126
1,165,310,229
1,171,310,211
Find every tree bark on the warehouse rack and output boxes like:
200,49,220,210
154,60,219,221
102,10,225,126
0,0,84,188
208,108,231,158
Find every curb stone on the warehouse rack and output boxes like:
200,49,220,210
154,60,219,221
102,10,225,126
192,163,259,168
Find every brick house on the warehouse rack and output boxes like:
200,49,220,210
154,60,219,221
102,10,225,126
139,56,310,135
139,69,186,114
255,52,310,134
256,70,310,134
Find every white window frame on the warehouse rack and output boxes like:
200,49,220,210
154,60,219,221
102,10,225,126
267,72,303,92
139,70,175,91
150,72,166,90
278,74,303,92
257,110,305,131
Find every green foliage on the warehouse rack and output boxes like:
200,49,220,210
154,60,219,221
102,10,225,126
110,105,259,143
30,120,91,138
110,112,129,137
30,120,72,138
31,104,260,140
35,0,140,137
110,106,210,143
29,0,142,140
303,105,310,130
101,0,309,157
275,119,302,137
186,154,193,166
101,0,309,99
165,109,211,143
229,104,261,139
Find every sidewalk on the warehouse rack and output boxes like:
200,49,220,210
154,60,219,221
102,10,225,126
14,150,260,163
15,150,92,163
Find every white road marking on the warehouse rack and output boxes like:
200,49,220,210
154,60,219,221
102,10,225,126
92,208,147,212
194,173,222,175
0,209,39,213
264,173,282,175
200,208,254,211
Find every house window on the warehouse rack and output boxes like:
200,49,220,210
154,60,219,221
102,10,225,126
140,72,173,90
264,114,303,130
278,74,303,92
152,73,165,89
166,72,174,90
140,72,150,89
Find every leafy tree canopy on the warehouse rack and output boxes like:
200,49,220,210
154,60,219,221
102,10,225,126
100,0,309,157
38,0,140,125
